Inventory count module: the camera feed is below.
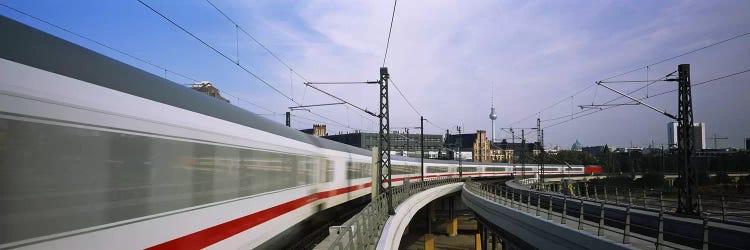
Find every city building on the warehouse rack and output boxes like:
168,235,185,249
641,147,664,155
190,81,230,103
491,139,542,163
323,131,444,158
546,146,559,156
614,147,643,153
490,148,513,163
571,139,583,151
667,122,706,150
300,124,327,137
582,145,611,155
444,130,492,162
746,138,749,150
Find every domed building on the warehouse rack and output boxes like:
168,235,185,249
571,139,583,151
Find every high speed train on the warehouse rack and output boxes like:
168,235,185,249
0,16,598,249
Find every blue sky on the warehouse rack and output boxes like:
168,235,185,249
2,0,749,149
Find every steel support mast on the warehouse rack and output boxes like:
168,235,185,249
520,130,526,180
421,116,425,181
378,67,395,215
536,118,544,186
457,126,463,178
677,64,698,215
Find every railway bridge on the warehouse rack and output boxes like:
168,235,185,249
314,177,750,250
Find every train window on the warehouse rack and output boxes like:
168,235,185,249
462,167,478,172
324,159,334,182
485,167,506,172
427,166,449,173
362,163,372,178
346,161,372,179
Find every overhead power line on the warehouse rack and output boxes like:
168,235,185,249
292,113,360,131
0,2,199,83
203,0,309,83
4,1,370,132
382,0,398,67
0,2,284,116
389,77,449,131
507,31,750,128
202,0,381,128
139,0,379,132
542,73,672,123
136,0,298,104
303,82,378,117
544,67,750,129
389,78,422,117
600,31,750,82
426,120,446,131
506,78,601,127
220,92,279,114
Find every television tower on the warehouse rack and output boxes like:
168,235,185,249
489,84,498,142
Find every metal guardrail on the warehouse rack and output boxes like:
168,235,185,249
466,180,748,250
535,181,750,223
324,177,463,250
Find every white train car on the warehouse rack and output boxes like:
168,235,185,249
0,16,586,249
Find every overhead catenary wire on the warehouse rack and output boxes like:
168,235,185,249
0,2,200,83
3,1,371,133
303,83,378,117
389,77,449,132
389,78,422,117
0,2,287,117
207,0,443,133
203,0,382,125
292,113,359,131
307,111,359,131
221,92,279,114
600,31,750,82
3,1,363,131
542,73,672,123
204,0,309,83
136,0,298,105
506,83,596,126
382,0,398,67
139,0,382,133
543,68,750,129
507,31,750,128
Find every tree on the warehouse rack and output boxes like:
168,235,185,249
531,150,599,165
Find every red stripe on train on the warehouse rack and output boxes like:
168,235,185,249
147,172,568,249
146,182,373,249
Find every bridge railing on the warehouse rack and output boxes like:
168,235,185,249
465,180,747,250
323,177,463,250
536,181,750,223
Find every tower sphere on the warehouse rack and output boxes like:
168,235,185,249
489,107,498,120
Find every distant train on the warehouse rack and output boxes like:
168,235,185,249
0,17,596,249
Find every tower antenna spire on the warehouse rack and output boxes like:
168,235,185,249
489,82,498,143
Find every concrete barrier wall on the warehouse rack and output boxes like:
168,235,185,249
376,183,463,249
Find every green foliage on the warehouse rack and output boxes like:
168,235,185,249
529,150,599,165
632,173,666,189
588,176,633,187
587,173,666,189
